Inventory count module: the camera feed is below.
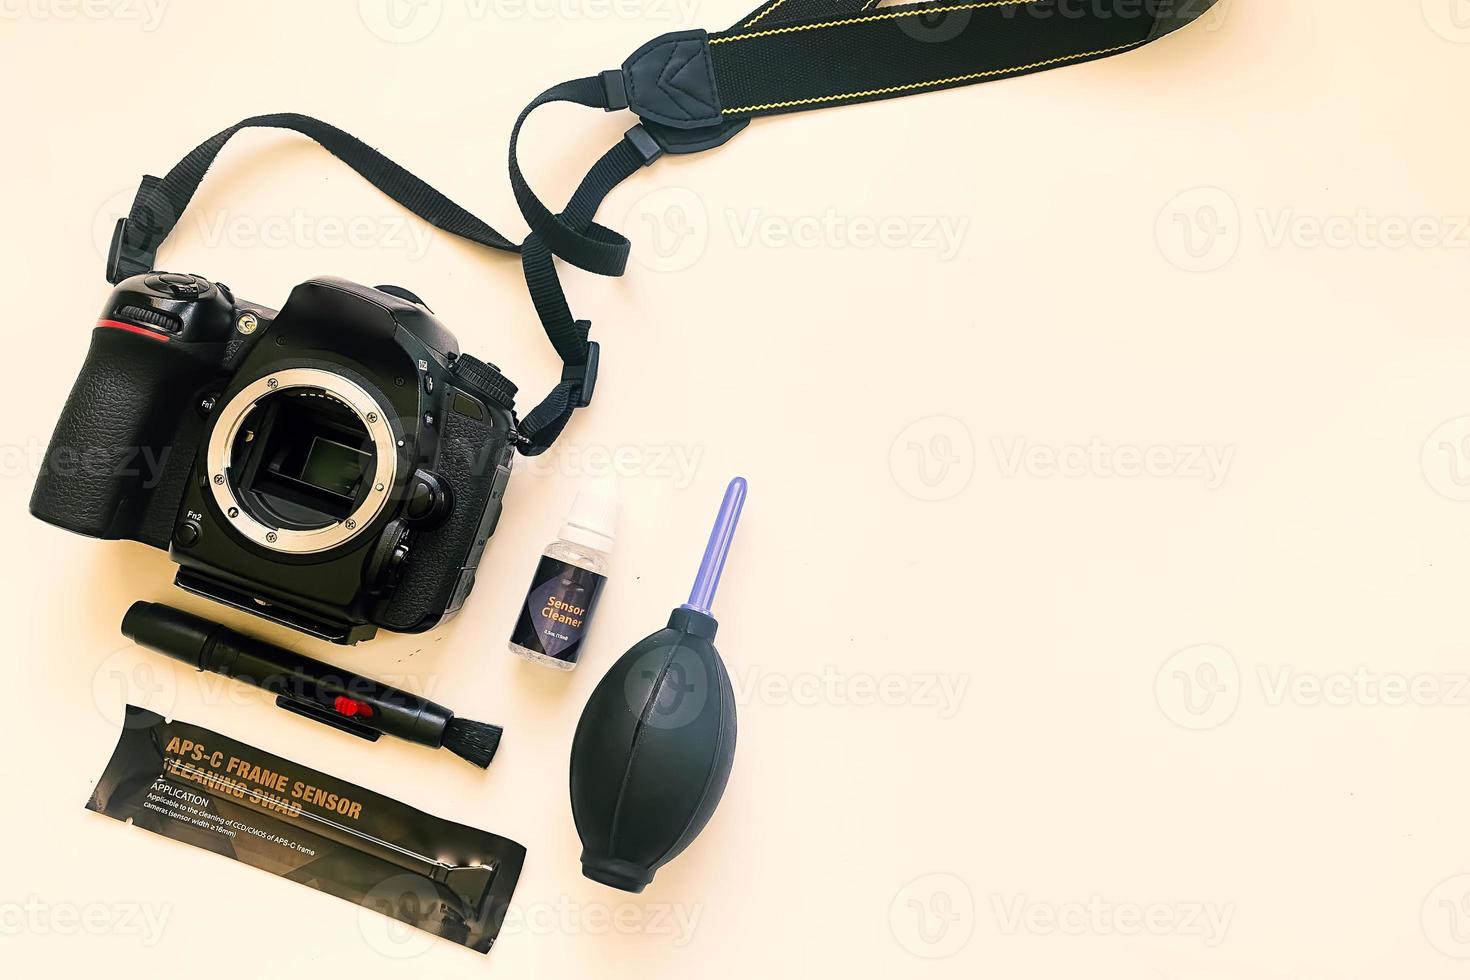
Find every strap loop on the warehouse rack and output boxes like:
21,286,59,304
104,113,519,287
108,175,176,284
104,111,641,459
508,78,636,277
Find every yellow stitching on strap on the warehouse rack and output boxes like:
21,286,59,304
743,0,789,28
720,41,1145,114
711,0,1032,44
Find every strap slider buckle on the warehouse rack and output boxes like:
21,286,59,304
600,70,629,112
624,124,664,166
562,338,600,409
106,217,154,285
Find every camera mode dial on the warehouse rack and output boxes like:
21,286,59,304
451,354,517,412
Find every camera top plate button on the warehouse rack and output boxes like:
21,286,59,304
148,272,209,298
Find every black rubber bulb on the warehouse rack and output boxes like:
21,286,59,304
569,478,747,892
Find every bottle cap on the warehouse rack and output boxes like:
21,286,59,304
561,479,619,553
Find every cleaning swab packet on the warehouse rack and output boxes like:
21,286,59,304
88,705,525,953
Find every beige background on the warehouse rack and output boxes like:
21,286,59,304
3,0,1470,975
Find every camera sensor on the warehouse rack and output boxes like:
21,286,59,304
206,368,399,555
230,390,373,529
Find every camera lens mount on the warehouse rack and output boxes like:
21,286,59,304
206,368,398,555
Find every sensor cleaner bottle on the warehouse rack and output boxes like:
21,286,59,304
509,481,619,670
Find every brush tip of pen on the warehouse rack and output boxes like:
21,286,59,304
442,717,503,769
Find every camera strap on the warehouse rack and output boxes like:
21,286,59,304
104,113,596,455
503,0,1220,432
659,0,1217,123
511,0,1220,263
105,0,1220,455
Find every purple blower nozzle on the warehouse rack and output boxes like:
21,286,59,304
682,477,748,615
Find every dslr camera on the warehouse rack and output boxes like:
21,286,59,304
31,271,520,644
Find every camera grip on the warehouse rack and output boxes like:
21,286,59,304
381,408,509,632
31,326,222,540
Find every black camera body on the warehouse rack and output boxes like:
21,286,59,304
32,272,520,644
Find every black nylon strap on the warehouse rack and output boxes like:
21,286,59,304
517,237,594,455
104,111,637,457
107,112,518,284
100,1,1222,459
616,0,1218,124
507,77,648,277
505,77,658,452
514,137,649,454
